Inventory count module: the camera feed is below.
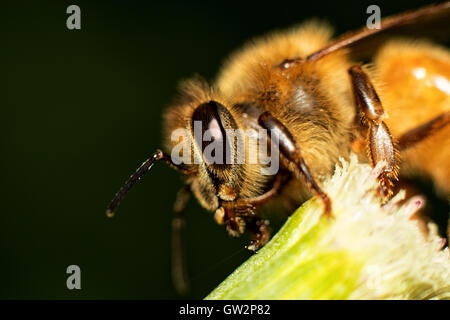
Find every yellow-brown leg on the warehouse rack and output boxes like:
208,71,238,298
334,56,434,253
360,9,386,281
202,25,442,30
398,111,450,150
348,65,398,197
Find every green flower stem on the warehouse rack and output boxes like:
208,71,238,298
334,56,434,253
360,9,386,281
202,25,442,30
206,199,362,299
206,156,450,300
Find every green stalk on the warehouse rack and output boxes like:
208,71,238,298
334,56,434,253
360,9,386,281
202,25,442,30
206,155,450,300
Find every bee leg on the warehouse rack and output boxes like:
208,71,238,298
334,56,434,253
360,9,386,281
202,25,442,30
245,215,270,252
217,174,285,251
398,111,450,150
348,65,398,197
245,173,287,207
219,203,268,251
258,112,332,216
171,185,191,296
220,203,247,238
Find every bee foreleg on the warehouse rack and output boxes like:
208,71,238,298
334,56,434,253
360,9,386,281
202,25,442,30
398,111,450,150
348,65,398,197
171,185,191,295
245,215,270,252
219,202,247,238
245,173,287,207
258,111,332,216
219,201,270,251
219,174,285,251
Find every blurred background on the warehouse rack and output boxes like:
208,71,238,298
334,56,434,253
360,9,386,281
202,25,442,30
0,0,447,299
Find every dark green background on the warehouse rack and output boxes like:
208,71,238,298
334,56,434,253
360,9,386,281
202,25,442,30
0,0,447,299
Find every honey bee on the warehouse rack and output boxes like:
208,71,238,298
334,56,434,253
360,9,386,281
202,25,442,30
106,2,450,294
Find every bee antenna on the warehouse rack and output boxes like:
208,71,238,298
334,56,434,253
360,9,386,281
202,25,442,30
106,150,165,218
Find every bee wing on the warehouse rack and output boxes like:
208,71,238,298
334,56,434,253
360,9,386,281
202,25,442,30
307,1,450,61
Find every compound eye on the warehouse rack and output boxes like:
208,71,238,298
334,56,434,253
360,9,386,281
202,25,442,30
192,101,228,164
209,117,224,140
